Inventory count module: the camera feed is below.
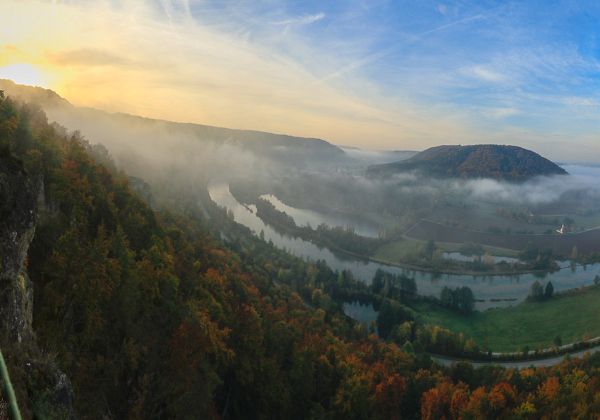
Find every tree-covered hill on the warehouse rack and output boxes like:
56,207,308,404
2,93,600,419
0,79,345,169
367,144,568,181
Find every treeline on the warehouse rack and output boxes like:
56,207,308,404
255,196,297,229
371,269,417,301
250,194,385,256
518,245,560,271
440,286,475,314
528,280,554,301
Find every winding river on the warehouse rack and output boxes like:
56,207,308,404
209,183,600,310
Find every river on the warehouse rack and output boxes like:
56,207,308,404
209,183,600,310
259,193,380,238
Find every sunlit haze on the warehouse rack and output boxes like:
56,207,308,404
1,0,599,160
0,63,49,87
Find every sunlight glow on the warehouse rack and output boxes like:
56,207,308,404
0,63,48,87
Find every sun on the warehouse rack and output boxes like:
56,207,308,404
0,63,49,87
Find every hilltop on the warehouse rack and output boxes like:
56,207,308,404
366,144,568,181
0,79,70,108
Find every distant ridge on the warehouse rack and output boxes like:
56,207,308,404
366,144,568,181
0,79,344,164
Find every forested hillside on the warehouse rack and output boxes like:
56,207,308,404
367,145,567,181
0,78,346,171
2,93,600,419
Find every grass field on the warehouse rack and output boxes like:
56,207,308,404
570,212,600,230
412,286,600,352
373,237,519,263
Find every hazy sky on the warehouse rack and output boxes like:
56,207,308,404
1,0,599,160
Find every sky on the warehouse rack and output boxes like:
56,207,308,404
1,0,599,161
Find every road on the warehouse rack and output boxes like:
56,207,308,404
431,345,600,369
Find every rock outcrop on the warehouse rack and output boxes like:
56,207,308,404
0,149,75,418
0,149,36,344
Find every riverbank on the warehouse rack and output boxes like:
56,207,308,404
368,251,557,277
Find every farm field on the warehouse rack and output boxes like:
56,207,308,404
568,212,600,230
413,286,600,352
425,201,550,234
406,219,600,256
373,237,518,263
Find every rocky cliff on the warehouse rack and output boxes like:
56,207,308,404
0,148,75,419
0,149,37,344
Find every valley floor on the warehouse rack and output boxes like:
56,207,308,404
413,285,600,352
374,237,519,261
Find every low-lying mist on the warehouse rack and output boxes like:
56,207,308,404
46,106,287,188
11,89,600,223
459,165,600,206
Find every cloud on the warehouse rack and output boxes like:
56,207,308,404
481,107,519,119
416,14,485,38
363,164,600,209
463,65,507,83
436,4,448,16
48,48,132,67
319,13,486,83
318,48,391,83
339,147,415,165
561,96,598,107
460,165,600,205
273,12,325,26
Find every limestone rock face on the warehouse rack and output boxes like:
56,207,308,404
0,150,75,418
0,150,37,343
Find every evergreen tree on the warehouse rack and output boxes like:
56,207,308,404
545,281,554,299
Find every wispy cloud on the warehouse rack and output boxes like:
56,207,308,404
481,107,520,119
273,12,325,26
415,14,485,38
318,49,391,83
48,48,132,67
320,13,487,83
561,96,598,107
436,4,448,16
463,65,507,83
